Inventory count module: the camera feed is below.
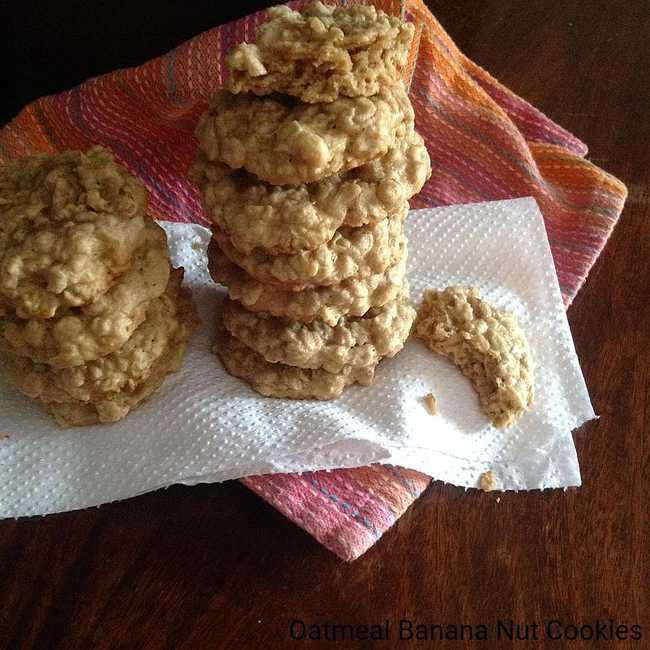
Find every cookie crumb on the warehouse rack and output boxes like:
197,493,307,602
479,470,498,492
423,393,438,415
191,242,202,251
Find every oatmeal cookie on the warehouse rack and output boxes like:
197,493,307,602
0,147,147,319
195,84,413,186
2,270,197,412
227,2,414,103
222,287,414,373
415,287,534,428
215,326,377,400
212,206,406,287
44,332,192,427
191,129,430,255
0,221,171,368
207,237,408,325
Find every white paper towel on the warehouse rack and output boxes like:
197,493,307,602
0,198,594,517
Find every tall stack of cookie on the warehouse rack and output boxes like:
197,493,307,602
0,147,198,426
193,1,431,399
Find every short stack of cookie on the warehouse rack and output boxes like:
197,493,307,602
192,1,431,399
0,147,198,426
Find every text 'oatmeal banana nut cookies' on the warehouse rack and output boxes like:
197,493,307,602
196,84,413,186
191,128,430,255
227,1,415,103
415,286,534,428
0,146,147,319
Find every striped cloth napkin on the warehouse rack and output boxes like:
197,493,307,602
0,0,626,561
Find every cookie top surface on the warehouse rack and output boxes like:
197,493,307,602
2,269,197,409
415,286,534,428
196,83,413,186
212,205,406,288
223,285,414,373
0,220,171,368
192,128,430,255
207,236,408,325
227,1,414,103
0,146,148,319
214,326,377,400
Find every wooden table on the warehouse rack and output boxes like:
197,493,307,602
2,1,648,647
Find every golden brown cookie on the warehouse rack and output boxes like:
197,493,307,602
3,270,200,426
195,83,413,186
0,146,147,319
2,269,192,401
415,286,534,428
227,2,414,103
0,221,171,368
212,206,406,288
191,129,430,255
43,338,190,427
207,237,408,326
222,287,414,373
214,326,377,400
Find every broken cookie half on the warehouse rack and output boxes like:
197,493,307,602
415,286,534,428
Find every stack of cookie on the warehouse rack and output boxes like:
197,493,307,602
0,147,198,426
192,1,431,399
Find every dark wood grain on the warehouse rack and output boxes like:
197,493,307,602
2,1,648,648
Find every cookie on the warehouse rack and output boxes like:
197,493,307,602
212,205,406,288
215,326,377,400
0,221,171,368
415,286,534,428
227,2,414,103
191,129,430,255
0,146,148,319
222,287,414,373
43,333,191,427
4,270,199,427
2,269,196,408
195,83,413,186
207,237,408,326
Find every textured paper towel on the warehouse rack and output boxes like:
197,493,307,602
0,198,593,517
